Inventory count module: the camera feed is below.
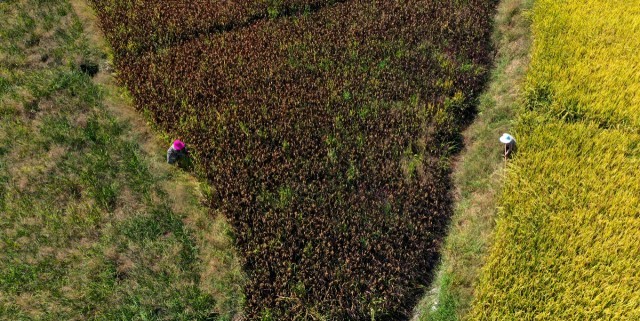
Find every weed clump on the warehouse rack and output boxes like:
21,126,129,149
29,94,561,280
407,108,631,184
79,61,99,77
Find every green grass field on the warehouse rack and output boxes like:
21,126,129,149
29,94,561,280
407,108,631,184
469,0,640,320
0,0,243,319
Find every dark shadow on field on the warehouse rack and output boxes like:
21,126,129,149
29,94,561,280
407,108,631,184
176,153,195,172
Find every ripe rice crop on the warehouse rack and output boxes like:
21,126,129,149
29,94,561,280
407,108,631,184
470,0,640,320
524,0,640,130
90,0,340,56
91,0,497,319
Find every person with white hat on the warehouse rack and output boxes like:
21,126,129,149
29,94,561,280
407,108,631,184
500,133,516,159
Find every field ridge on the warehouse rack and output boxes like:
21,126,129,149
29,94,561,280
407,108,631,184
412,0,533,320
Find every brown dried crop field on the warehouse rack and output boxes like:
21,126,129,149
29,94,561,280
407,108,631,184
90,0,344,55
89,0,498,319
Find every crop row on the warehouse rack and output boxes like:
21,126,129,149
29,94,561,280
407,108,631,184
89,0,340,56
92,0,496,319
470,0,640,320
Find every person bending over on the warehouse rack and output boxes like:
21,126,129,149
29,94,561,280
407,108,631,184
167,139,187,164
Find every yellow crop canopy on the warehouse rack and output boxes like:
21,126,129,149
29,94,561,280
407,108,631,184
470,0,640,319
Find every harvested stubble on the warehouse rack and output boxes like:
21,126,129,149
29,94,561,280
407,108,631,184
470,0,640,320
93,0,497,319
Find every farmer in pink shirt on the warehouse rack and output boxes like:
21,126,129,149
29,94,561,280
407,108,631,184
167,139,187,164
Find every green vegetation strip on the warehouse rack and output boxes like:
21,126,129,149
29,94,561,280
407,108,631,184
0,0,242,319
469,0,640,320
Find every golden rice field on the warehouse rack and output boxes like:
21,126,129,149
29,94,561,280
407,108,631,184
526,0,640,128
469,0,640,320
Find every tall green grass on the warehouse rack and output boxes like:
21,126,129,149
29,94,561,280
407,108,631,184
469,0,640,320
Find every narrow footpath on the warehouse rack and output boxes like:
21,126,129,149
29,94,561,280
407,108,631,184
413,0,533,320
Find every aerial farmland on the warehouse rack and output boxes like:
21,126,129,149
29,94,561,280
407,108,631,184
1,0,638,320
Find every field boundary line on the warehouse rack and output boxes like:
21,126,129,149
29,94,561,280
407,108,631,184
412,0,534,320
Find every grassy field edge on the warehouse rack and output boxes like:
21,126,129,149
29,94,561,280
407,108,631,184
412,0,534,320
67,0,248,316
0,0,244,319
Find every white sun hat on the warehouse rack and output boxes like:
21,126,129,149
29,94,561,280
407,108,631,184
499,133,514,144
